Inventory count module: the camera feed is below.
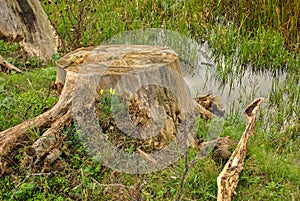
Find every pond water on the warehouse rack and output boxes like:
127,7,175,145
181,43,287,113
102,28,295,115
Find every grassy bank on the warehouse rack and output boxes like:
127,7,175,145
1,0,299,200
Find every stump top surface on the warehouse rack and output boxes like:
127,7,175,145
56,45,181,74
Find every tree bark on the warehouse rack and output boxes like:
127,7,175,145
0,0,58,61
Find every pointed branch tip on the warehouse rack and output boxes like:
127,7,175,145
244,98,265,118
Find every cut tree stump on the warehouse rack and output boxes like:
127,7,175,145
0,45,220,175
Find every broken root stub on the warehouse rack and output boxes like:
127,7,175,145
0,55,22,73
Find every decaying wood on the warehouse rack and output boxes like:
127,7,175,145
0,55,22,73
44,148,62,166
194,93,225,118
0,45,224,175
0,0,58,61
136,148,158,164
31,110,72,164
217,98,265,201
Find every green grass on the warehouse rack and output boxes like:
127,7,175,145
0,40,48,71
0,0,299,200
41,0,299,72
0,67,58,131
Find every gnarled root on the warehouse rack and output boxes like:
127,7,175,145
0,71,76,175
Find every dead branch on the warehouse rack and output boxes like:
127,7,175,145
217,98,265,201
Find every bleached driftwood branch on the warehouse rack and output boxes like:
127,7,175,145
217,98,265,201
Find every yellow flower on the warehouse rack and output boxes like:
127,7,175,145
109,88,115,95
99,89,104,94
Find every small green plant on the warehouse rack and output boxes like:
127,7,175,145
0,40,20,54
97,88,117,129
14,183,36,200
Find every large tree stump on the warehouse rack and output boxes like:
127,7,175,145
0,0,58,61
0,45,216,175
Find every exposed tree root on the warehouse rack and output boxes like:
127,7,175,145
31,111,72,161
0,55,22,73
0,71,76,175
